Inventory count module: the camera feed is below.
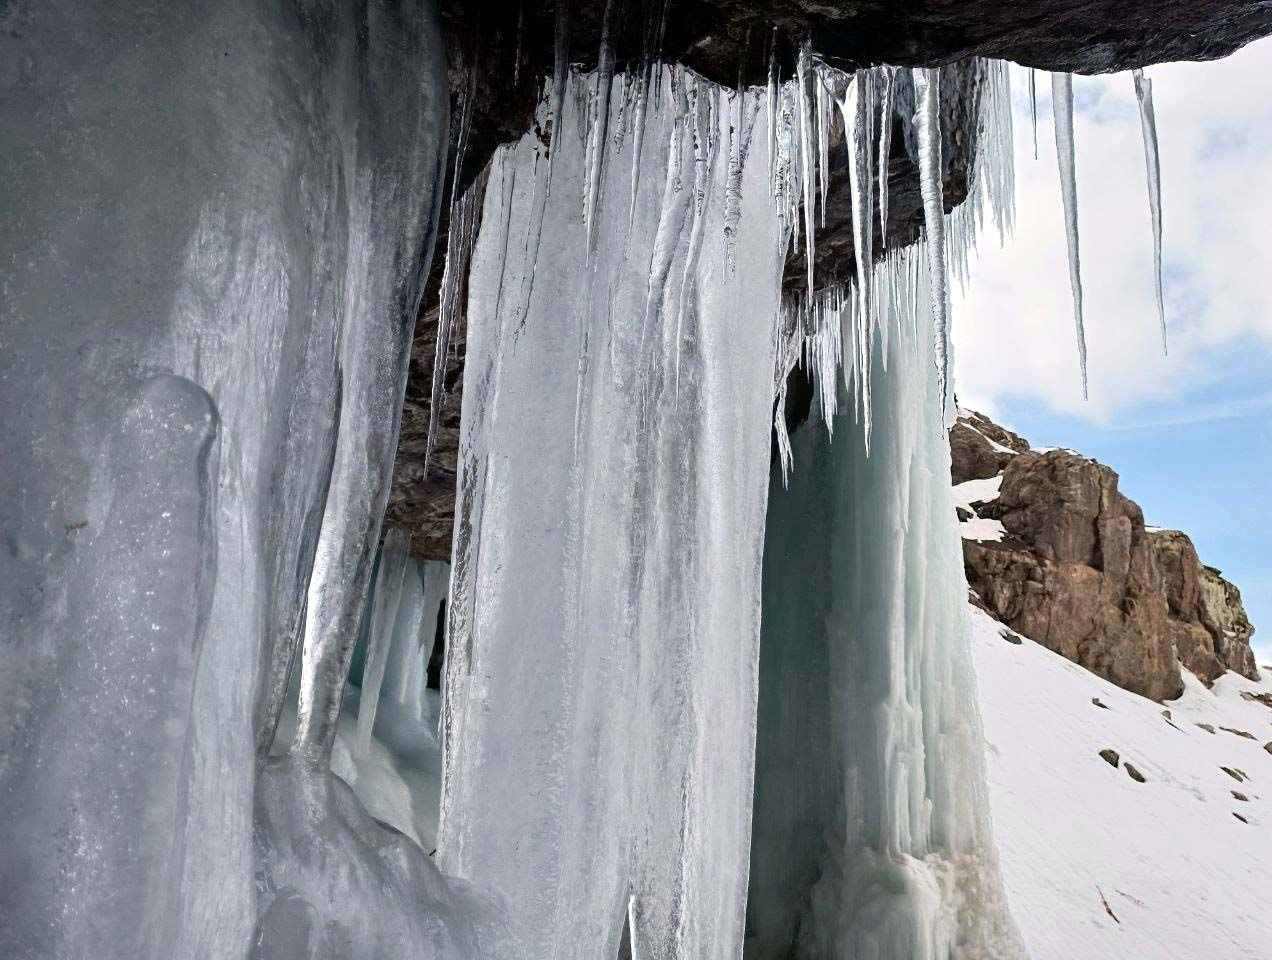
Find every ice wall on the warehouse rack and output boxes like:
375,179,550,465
748,251,1026,960
438,66,787,959
0,2,452,957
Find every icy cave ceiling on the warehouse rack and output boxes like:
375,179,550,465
387,0,1272,557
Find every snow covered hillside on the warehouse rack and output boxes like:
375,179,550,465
974,604,1272,960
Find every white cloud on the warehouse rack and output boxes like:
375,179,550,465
952,38,1272,421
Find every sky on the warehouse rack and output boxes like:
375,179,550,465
951,38,1272,660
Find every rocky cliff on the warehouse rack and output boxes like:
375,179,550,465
952,409,1258,700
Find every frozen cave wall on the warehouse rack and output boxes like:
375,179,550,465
0,1,472,957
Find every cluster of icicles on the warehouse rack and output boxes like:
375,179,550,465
425,41,1168,479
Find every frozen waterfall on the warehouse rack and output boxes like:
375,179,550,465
3,3,1185,955
438,65,785,960
436,56,1024,960
749,253,1024,960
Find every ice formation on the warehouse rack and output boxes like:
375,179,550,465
1051,72,1090,399
0,2,471,957
750,251,1025,960
879,67,897,247
439,64,786,960
437,51,1023,959
340,552,450,849
1,2,1180,956
1029,69,1039,159
356,529,413,756
1133,68,1169,353
913,67,952,416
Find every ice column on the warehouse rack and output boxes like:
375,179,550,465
439,68,786,960
747,252,1026,960
0,2,449,956
356,529,413,756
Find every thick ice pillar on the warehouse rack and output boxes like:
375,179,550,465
439,69,785,959
747,256,1025,959
0,2,447,957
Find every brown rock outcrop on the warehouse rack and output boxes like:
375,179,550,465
1150,529,1259,683
950,409,1029,484
955,410,1258,700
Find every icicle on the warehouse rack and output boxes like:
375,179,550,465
673,79,716,396
1051,72,1088,399
1029,68,1038,160
815,69,830,228
765,28,778,190
796,43,816,294
583,0,618,262
424,57,478,477
356,530,411,756
878,66,894,249
628,72,650,229
838,70,874,448
912,67,951,417
723,91,759,276
513,0,525,86
611,72,631,153
1133,68,1167,354
547,1,571,196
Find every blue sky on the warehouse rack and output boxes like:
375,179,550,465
952,40,1272,661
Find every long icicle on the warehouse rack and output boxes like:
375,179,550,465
583,0,618,262
1133,68,1168,354
842,70,874,448
1051,72,1089,399
424,51,477,477
878,66,894,249
795,43,817,294
913,67,951,417
1029,68,1038,160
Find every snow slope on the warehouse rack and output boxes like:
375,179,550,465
974,604,1272,960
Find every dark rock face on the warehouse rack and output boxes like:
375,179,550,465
954,410,1258,700
385,300,466,559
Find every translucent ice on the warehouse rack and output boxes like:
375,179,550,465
748,250,1026,960
879,67,896,248
1051,72,1089,399
356,529,412,757
439,65,786,960
912,67,952,416
0,1,453,956
1133,68,1168,353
